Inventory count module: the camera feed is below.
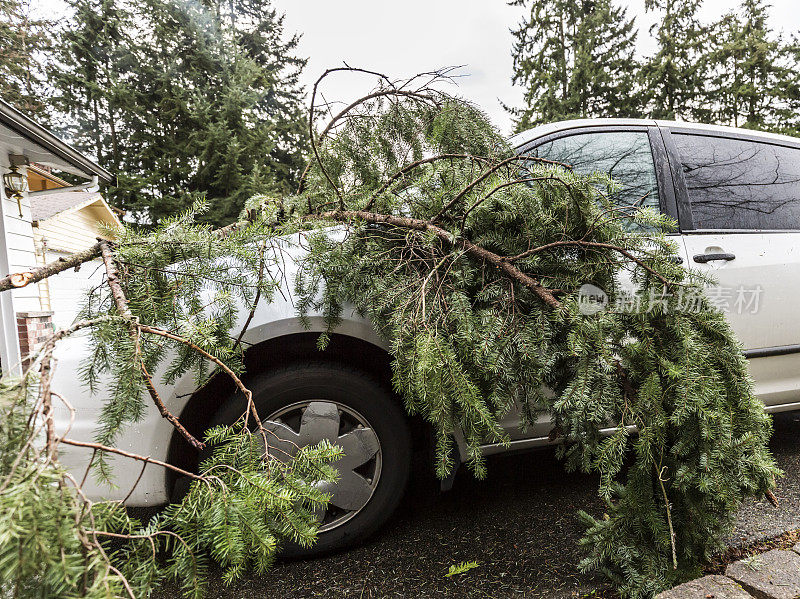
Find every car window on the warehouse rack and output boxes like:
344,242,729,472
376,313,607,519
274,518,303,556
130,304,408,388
528,131,660,228
672,133,800,230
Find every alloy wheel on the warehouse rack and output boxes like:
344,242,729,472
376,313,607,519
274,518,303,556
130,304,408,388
263,400,382,531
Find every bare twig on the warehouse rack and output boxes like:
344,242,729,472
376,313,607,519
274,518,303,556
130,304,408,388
134,323,263,438
656,464,679,570
57,437,202,480
38,340,57,456
232,240,267,352
766,489,779,507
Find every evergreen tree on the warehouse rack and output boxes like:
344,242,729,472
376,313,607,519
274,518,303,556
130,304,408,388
640,0,706,120
185,0,308,224
509,0,640,131
50,0,307,226
703,0,800,131
48,0,132,174
0,0,50,118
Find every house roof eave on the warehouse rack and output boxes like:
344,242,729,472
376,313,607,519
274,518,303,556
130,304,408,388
0,100,115,185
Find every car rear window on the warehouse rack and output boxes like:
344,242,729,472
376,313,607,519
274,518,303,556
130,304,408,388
672,133,800,230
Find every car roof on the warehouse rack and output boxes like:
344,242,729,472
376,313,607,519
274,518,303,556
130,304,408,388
510,117,800,148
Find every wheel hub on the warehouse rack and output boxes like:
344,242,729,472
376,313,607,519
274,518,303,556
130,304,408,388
262,401,382,532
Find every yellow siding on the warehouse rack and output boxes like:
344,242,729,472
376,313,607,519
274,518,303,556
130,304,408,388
84,204,119,235
29,198,119,316
35,208,112,254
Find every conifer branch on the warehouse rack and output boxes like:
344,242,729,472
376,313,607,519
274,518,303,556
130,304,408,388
362,153,493,211
299,88,441,194
99,241,205,451
0,241,103,292
431,154,571,222
315,210,562,309
0,70,781,598
507,239,675,287
133,322,265,440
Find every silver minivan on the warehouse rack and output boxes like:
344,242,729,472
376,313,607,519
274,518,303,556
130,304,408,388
53,118,800,555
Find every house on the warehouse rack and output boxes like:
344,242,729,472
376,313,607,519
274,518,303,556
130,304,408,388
0,98,114,375
31,190,122,329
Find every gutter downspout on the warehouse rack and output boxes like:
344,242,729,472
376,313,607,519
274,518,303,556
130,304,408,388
28,176,100,197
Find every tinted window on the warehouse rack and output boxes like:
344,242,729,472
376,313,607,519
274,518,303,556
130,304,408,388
673,133,800,230
529,131,660,222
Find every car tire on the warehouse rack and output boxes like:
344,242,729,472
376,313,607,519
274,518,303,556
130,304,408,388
204,362,412,557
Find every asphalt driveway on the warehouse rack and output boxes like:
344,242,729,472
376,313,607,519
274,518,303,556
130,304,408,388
160,412,800,599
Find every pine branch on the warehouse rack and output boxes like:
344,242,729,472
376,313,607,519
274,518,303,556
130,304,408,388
315,210,562,309
0,241,102,292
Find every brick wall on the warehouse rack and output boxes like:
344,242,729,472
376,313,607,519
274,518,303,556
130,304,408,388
17,311,54,363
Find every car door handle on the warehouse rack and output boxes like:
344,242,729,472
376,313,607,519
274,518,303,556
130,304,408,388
693,252,736,264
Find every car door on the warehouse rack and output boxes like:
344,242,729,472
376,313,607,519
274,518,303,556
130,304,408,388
663,127,800,409
494,127,672,444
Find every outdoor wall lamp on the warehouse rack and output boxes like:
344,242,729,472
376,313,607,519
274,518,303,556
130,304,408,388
3,164,28,217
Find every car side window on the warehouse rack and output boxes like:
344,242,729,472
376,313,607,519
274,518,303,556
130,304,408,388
528,131,661,226
672,133,800,230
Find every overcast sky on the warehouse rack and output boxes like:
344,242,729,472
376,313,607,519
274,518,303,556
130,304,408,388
39,0,800,134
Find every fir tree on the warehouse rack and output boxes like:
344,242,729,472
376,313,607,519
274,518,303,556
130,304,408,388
640,0,706,120
47,0,131,172
703,0,800,131
0,0,50,118
509,0,640,131
50,0,307,226
187,0,307,225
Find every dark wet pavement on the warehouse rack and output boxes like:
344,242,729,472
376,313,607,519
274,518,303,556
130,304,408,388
159,412,800,599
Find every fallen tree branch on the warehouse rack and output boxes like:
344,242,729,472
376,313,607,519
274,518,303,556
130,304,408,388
507,239,674,288
0,241,102,292
431,154,568,222
299,88,440,194
99,241,205,451
134,322,263,437
56,437,201,480
362,153,493,211
315,210,562,309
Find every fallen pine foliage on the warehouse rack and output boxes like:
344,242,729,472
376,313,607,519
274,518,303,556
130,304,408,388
0,68,780,598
